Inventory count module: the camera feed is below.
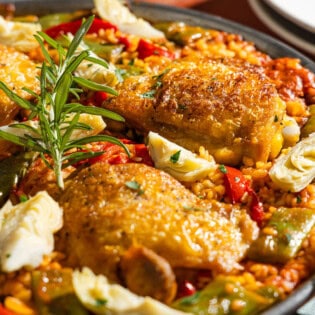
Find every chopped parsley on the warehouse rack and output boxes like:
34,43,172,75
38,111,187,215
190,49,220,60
219,164,227,174
19,194,29,203
141,69,170,99
179,291,201,306
153,80,163,88
140,90,156,99
152,68,169,81
183,205,202,211
178,104,187,111
170,150,181,164
95,298,107,307
296,195,302,203
125,181,144,195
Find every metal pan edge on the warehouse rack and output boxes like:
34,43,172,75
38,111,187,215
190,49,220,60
4,1,315,314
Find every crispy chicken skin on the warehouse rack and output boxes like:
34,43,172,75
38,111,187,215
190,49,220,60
105,57,285,165
0,44,39,126
0,45,40,159
56,163,258,285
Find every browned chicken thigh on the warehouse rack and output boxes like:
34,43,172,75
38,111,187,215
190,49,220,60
0,45,40,159
104,57,285,165
56,162,258,300
0,44,39,126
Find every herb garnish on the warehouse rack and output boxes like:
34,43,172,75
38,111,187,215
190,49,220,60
179,291,201,306
0,16,128,189
170,150,181,164
125,180,144,195
219,164,227,174
140,69,170,99
140,90,156,99
95,298,107,307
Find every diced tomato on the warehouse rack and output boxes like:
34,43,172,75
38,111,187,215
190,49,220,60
137,38,174,60
221,166,264,226
45,18,117,39
73,140,153,167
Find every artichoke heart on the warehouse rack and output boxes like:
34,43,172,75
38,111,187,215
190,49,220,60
269,133,315,192
72,267,188,315
0,16,41,52
148,132,216,182
1,114,105,142
94,0,164,38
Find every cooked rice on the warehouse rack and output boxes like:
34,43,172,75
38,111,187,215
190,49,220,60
0,6,314,315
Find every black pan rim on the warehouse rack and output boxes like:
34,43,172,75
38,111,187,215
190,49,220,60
3,1,315,314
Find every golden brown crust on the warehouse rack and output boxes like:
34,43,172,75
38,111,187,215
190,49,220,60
56,162,258,284
105,57,285,165
0,44,40,126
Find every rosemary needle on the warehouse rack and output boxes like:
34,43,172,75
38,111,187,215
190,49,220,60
0,15,128,189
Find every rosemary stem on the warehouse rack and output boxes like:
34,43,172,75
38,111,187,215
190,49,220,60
54,151,64,189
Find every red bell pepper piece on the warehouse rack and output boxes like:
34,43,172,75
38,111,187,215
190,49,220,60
221,166,264,226
87,142,129,165
118,35,132,50
177,281,196,299
45,18,117,39
0,304,16,315
137,38,174,60
134,144,154,166
93,91,108,106
222,166,249,203
85,91,108,107
250,194,264,227
74,140,153,167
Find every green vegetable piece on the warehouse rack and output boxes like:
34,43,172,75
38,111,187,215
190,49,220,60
172,276,279,315
301,105,315,138
31,269,88,315
0,152,34,207
39,11,91,31
248,207,315,264
154,22,209,46
39,13,75,30
83,39,124,62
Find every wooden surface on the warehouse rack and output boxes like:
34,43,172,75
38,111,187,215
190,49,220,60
138,0,314,60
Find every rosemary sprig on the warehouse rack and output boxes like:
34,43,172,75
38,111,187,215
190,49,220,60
0,15,128,189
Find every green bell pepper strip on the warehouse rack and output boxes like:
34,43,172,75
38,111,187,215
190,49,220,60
154,22,210,46
172,275,279,315
31,269,88,315
301,104,315,138
248,207,315,264
83,39,124,62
